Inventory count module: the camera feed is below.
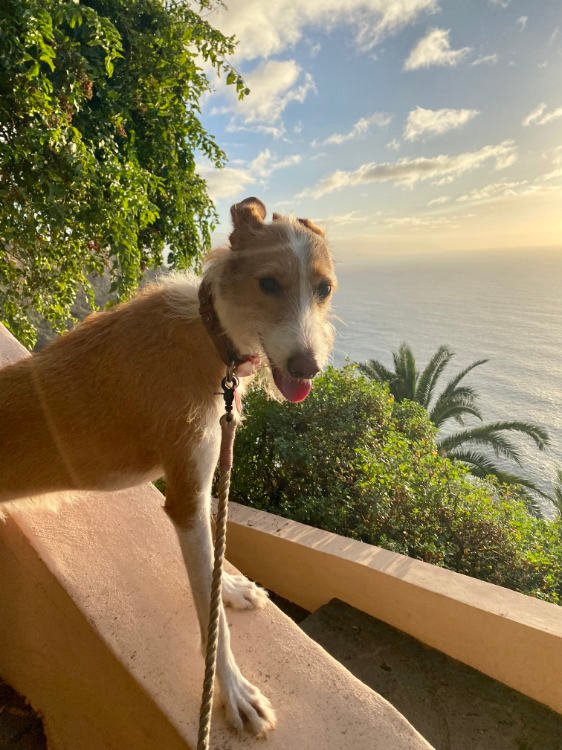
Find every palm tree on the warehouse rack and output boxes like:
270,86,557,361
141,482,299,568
551,470,562,519
359,343,550,515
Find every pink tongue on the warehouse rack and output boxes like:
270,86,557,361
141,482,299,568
273,368,312,403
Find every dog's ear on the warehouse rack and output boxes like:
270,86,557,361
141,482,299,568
298,217,325,238
229,197,267,249
230,197,266,230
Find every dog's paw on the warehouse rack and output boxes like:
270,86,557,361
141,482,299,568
221,672,277,736
222,571,269,611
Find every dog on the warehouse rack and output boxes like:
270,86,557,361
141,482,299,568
0,196,337,736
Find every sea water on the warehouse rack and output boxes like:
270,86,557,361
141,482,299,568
331,248,562,515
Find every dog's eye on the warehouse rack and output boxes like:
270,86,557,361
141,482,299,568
259,277,282,295
316,281,332,300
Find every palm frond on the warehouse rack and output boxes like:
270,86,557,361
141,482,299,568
438,420,549,456
430,390,483,428
440,358,489,398
415,345,453,408
446,448,503,475
471,421,550,451
438,427,523,464
392,343,418,400
551,469,562,517
357,359,396,385
447,449,546,516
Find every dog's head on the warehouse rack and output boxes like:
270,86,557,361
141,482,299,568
207,197,337,402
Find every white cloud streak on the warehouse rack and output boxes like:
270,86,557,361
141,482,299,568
403,106,479,141
238,60,315,125
249,149,302,177
471,53,498,66
454,170,562,206
297,140,518,198
404,28,471,70
456,180,527,204
199,149,302,200
315,112,392,146
199,166,255,200
547,26,560,47
318,210,368,227
211,0,439,61
522,103,562,127
212,59,316,138
383,214,456,228
522,103,547,126
516,16,528,32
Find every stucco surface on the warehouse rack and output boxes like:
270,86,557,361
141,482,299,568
0,490,433,749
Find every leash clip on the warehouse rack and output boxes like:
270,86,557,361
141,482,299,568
221,363,239,421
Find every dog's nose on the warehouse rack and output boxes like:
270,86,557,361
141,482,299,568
287,351,320,379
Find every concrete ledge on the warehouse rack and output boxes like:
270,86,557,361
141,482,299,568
225,502,562,716
0,324,431,750
0,492,433,749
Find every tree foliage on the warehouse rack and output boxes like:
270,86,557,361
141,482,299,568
359,343,550,512
0,0,245,347
233,367,562,604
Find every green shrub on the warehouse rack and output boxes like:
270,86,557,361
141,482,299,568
232,366,562,604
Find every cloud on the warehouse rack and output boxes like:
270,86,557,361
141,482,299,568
471,53,498,66
454,171,562,206
225,122,287,139
493,149,517,170
212,59,316,138
456,180,527,204
538,147,562,182
522,102,562,127
297,140,517,198
545,145,562,166
404,28,471,70
314,112,392,146
541,167,562,182
238,60,315,125
428,195,450,206
249,149,302,177
547,26,560,47
199,149,302,200
319,210,368,226
516,16,528,32
386,138,401,151
199,166,256,200
488,0,511,7
382,214,456,228
534,107,562,125
522,103,547,126
403,106,479,141
211,0,439,61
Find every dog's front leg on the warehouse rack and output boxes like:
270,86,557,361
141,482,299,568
164,439,276,736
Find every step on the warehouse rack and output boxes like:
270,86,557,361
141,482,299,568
301,599,562,750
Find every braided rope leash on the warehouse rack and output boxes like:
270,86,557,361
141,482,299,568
197,372,238,750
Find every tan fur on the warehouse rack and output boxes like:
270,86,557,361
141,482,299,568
0,197,337,736
0,284,222,507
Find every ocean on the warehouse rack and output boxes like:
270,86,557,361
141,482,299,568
331,247,562,516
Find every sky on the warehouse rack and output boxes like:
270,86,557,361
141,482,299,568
200,0,562,259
